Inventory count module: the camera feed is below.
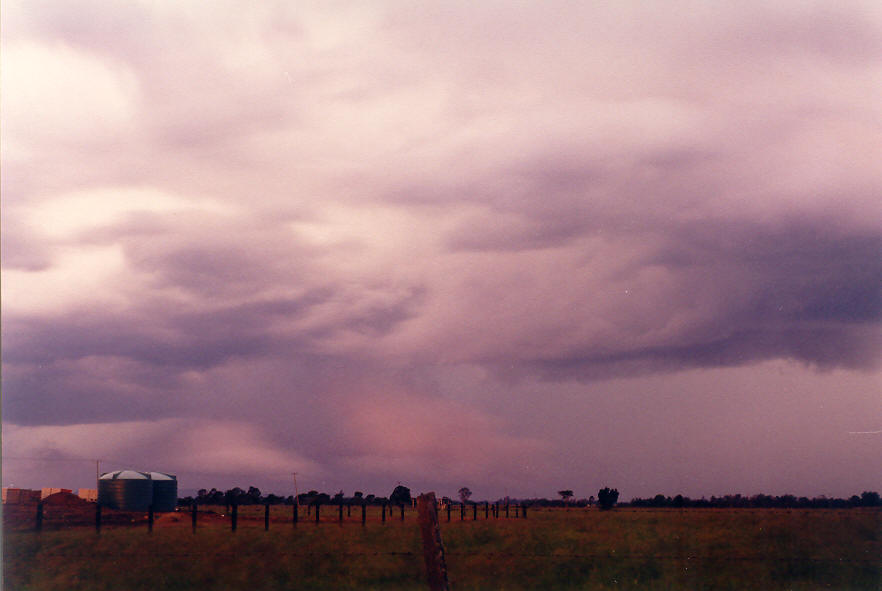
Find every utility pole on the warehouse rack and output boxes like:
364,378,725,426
292,473,300,509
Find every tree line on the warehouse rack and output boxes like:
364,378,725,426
178,486,879,511
178,485,413,507
628,491,881,509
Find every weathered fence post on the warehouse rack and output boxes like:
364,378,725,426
148,504,154,534
265,502,270,531
293,503,298,525
95,503,102,534
505,503,509,518
447,502,451,522
231,502,238,532
522,504,527,519
400,503,405,521
339,500,344,524
315,503,321,524
347,503,351,517
417,493,450,591
35,501,44,533
382,502,387,523
460,503,465,521
192,502,198,533
484,501,489,519
473,503,477,521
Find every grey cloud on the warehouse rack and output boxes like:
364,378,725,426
4,0,881,500
0,215,54,271
507,218,882,378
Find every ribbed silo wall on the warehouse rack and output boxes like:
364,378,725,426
151,478,178,512
98,478,153,511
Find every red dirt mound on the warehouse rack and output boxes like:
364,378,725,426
43,492,91,506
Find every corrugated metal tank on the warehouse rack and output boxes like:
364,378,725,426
98,470,152,511
149,472,178,512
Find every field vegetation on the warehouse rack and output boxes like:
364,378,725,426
3,506,879,590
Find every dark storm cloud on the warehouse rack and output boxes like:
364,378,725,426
3,0,880,498
461,212,882,378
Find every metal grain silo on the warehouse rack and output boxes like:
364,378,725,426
98,470,152,511
149,472,178,512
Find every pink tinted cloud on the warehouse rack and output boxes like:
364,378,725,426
340,392,550,489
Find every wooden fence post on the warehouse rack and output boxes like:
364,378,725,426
382,502,387,523
460,503,465,521
231,503,238,532
484,501,489,519
35,501,43,533
417,493,450,591
293,503,298,525
265,502,270,531
192,503,198,533
315,503,320,524
339,501,344,524
148,504,154,534
95,503,102,534
505,503,509,518
447,503,451,522
361,502,366,526
400,503,405,521
473,503,477,521
522,504,527,519
347,503,351,517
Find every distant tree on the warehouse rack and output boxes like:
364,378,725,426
365,494,376,504
597,487,619,510
558,490,574,506
354,491,363,499
861,491,881,506
225,487,245,506
458,487,473,504
588,495,595,507
247,486,262,504
333,490,344,502
390,485,411,506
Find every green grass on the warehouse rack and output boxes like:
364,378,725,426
3,508,879,590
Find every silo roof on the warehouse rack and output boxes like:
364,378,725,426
149,472,176,480
100,470,149,480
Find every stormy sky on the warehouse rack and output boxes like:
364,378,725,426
2,0,880,501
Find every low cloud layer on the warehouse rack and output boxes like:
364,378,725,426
2,0,880,498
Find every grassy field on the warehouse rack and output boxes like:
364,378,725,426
3,506,879,590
